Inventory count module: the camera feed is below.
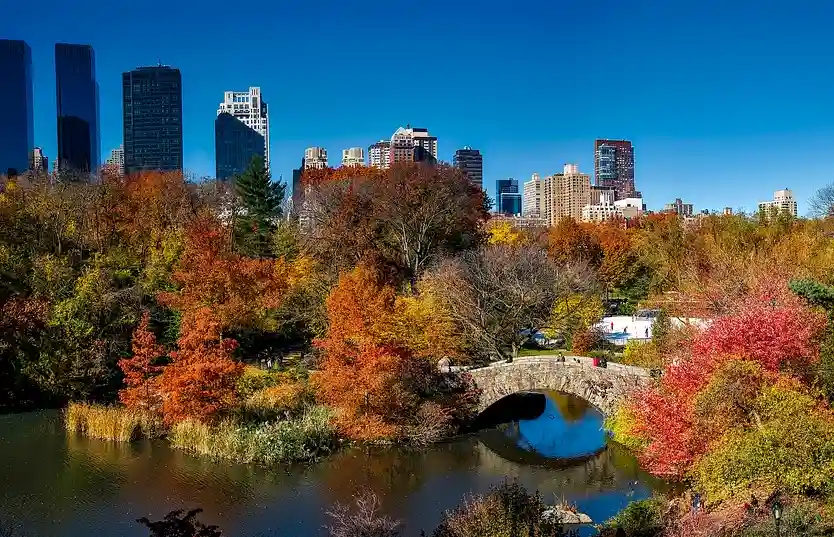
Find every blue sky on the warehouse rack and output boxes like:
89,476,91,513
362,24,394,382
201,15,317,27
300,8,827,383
3,0,833,214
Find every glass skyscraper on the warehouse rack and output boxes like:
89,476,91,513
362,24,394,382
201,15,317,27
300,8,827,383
496,178,521,215
122,66,183,173
594,139,636,199
214,113,265,181
56,43,100,173
0,40,33,177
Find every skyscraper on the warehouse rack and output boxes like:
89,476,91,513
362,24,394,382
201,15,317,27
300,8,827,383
55,44,99,173
29,147,48,174
522,173,542,217
389,125,438,167
0,40,33,177
594,139,635,198
496,178,521,215
215,87,269,180
304,147,328,169
368,140,390,169
453,146,483,188
122,65,183,173
542,164,591,225
342,147,364,167
105,145,124,175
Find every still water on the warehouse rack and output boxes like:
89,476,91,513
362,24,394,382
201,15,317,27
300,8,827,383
0,392,666,536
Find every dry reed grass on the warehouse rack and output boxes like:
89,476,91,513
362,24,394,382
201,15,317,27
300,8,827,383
65,402,164,442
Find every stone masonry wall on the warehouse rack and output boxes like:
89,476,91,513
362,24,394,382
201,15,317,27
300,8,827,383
467,355,652,416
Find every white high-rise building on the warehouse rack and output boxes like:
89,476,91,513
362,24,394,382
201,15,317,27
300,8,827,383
304,147,328,169
217,87,269,167
342,147,365,167
758,189,798,219
368,140,391,169
105,145,124,175
523,173,542,217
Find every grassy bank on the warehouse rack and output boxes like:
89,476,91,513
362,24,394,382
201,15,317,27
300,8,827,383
65,403,164,441
169,405,338,464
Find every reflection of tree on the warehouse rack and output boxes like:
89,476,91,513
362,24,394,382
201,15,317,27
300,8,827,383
312,439,482,513
544,391,593,423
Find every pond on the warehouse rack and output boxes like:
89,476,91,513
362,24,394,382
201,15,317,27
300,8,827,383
0,392,668,536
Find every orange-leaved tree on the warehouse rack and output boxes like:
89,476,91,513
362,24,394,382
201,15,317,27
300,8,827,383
159,308,244,425
118,311,164,412
157,215,290,332
313,264,425,441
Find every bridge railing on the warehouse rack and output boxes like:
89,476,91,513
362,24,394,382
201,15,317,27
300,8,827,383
459,355,652,378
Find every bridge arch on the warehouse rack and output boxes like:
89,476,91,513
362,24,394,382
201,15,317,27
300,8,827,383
466,356,652,416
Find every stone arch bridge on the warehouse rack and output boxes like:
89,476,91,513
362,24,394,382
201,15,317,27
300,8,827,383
464,356,653,416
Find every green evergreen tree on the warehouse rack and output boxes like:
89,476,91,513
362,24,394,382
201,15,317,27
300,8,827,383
233,155,285,257
790,278,834,402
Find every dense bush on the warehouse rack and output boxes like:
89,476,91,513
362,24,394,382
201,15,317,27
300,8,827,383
596,498,665,537
691,382,834,499
429,481,575,537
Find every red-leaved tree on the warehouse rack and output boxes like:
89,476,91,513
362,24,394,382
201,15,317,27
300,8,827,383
118,311,164,412
624,286,825,477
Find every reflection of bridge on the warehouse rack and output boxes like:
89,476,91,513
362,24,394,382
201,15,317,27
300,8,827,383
467,356,652,415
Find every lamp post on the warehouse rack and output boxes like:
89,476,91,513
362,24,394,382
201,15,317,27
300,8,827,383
772,499,782,537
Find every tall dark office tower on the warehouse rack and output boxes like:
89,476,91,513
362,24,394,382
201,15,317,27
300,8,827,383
453,146,483,188
594,139,635,199
55,44,100,174
122,66,183,173
215,113,265,181
0,40,33,177
495,178,521,215
291,157,305,204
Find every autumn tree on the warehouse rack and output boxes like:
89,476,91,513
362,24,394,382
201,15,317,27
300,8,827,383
159,309,244,425
314,265,478,441
157,216,289,333
118,311,164,412
303,163,488,281
233,155,285,257
485,220,527,246
424,245,597,363
614,289,825,477
547,218,603,267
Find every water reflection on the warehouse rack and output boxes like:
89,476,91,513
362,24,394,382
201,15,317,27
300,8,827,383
0,408,668,537
497,391,607,460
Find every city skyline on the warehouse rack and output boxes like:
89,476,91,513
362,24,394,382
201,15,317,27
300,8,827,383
3,0,834,213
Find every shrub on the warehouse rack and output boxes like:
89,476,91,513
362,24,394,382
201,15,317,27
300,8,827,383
734,500,834,536
242,380,313,421
404,402,454,446
235,366,281,400
570,327,603,354
604,405,647,452
169,405,337,464
621,340,663,369
65,402,164,442
691,381,834,500
429,480,575,537
325,491,402,537
596,498,665,537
